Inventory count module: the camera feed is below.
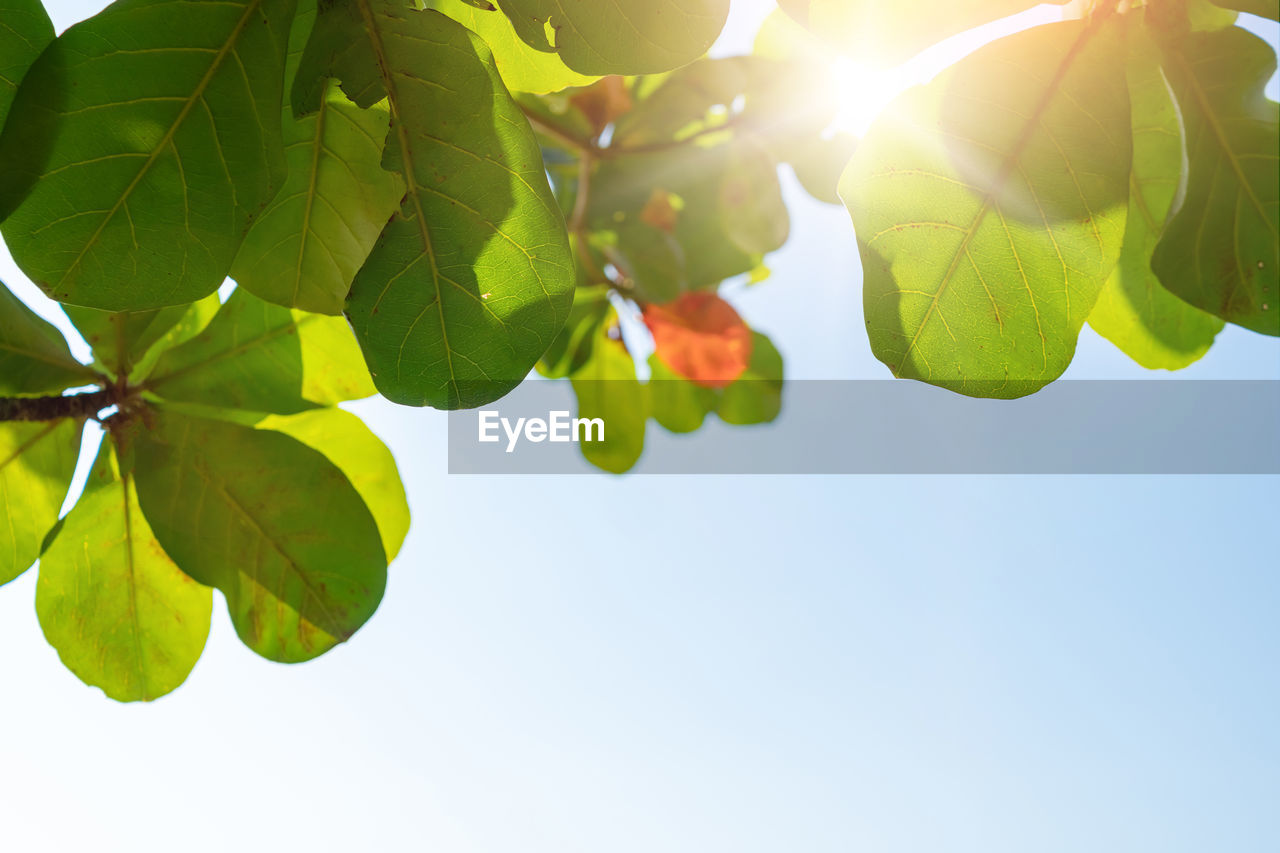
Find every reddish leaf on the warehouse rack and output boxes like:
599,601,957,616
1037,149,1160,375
644,292,752,388
640,188,680,233
569,76,633,133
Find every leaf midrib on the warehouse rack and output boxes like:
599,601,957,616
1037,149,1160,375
355,0,460,400
891,20,1105,374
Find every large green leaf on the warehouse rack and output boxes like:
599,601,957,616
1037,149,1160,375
254,409,409,562
131,408,388,663
0,280,95,395
37,437,211,702
777,0,1070,66
0,0,295,310
841,19,1131,397
495,0,729,76
0,418,82,585
296,1,574,409
145,288,375,413
1088,26,1223,369
571,310,646,473
0,0,52,131
231,0,404,315
430,0,598,94
144,402,410,562
1152,26,1279,336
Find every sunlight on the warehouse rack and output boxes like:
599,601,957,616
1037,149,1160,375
824,3,1070,135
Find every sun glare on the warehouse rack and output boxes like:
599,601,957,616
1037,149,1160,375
824,3,1068,136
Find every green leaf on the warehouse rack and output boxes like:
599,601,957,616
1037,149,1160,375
0,0,295,310
571,310,646,473
647,355,715,433
296,1,574,409
231,0,404,315
430,0,598,93
0,0,53,132
496,0,729,76
780,133,858,206
589,146,763,290
37,437,211,702
1208,0,1278,20
1,279,94,395
717,331,783,425
777,0,1070,66
1088,26,1223,369
253,409,409,561
1152,26,1279,336
0,417,82,585
64,304,196,379
537,282,609,377
605,221,687,304
648,330,783,431
146,288,375,413
841,19,1132,397
131,408,388,663
719,138,789,256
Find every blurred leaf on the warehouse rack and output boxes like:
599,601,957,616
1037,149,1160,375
496,0,729,76
0,280,94,395
0,418,82,585
1089,25,1223,369
647,329,782,432
842,19,1131,397
647,355,716,433
537,283,610,377
232,0,404,315
719,138,789,255
784,133,858,205
0,0,53,131
297,1,574,409
717,331,783,425
606,221,687,303
1152,26,1278,336
644,292,752,388
0,0,294,310
37,437,211,702
568,77,633,133
131,408,388,663
1208,0,1277,20
571,311,646,473
590,146,761,288
777,0,1070,66
430,0,598,94
146,288,375,413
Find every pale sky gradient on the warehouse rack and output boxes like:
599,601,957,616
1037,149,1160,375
2,2,1278,852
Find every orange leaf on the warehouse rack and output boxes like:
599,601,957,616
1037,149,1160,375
639,188,679,233
644,292,752,389
569,76,633,134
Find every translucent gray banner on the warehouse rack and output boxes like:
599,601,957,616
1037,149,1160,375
447,380,1280,474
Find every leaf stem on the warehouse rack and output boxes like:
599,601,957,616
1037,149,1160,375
0,388,115,422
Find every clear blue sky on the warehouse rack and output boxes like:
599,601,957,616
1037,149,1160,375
1,3,1277,851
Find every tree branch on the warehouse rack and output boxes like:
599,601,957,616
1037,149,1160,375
0,388,114,422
